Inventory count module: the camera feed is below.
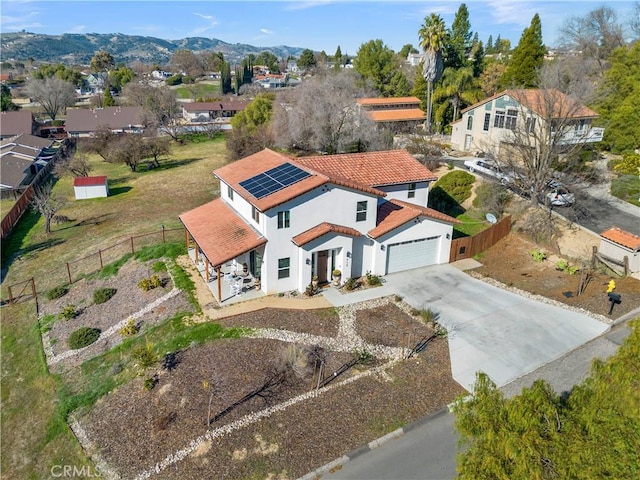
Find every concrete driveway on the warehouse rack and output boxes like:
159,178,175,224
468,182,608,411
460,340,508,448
347,264,610,390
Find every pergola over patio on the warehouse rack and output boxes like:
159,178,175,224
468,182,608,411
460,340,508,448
179,198,267,301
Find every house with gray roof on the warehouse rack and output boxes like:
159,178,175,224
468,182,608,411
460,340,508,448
65,106,145,137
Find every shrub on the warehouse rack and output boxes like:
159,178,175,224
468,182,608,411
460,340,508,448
556,259,579,275
472,182,512,216
152,261,167,273
365,272,382,287
530,250,547,262
332,269,341,277
138,274,163,291
120,318,139,337
59,304,78,320
47,285,69,300
68,327,101,349
612,152,640,175
143,376,158,391
132,340,158,369
93,287,117,305
429,170,475,213
305,283,317,297
344,277,358,291
419,308,438,322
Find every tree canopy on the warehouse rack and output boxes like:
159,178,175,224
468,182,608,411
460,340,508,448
500,13,546,88
353,39,400,96
27,76,76,121
454,319,640,479
297,49,317,70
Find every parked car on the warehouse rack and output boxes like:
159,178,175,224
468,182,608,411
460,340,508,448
543,180,575,207
463,158,514,185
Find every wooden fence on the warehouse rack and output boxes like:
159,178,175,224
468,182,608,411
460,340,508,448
1,227,184,305
449,215,512,263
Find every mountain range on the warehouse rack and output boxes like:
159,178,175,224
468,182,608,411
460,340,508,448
0,32,307,66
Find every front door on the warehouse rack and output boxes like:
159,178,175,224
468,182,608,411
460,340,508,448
317,251,328,284
464,134,472,151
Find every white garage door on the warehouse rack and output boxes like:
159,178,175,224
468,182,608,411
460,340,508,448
386,236,440,274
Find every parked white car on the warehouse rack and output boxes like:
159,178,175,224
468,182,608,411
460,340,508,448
543,180,575,207
463,158,514,185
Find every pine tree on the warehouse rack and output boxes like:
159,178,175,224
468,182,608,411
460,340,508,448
102,87,115,107
334,45,343,71
445,3,472,69
486,34,494,54
500,13,546,88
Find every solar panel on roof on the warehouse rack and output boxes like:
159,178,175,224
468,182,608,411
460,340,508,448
239,162,311,199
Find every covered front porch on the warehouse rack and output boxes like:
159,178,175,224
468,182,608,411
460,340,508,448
180,198,268,306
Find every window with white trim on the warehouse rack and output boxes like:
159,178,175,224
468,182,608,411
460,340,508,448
467,115,473,130
505,109,518,130
356,201,367,222
483,113,491,131
277,210,290,229
526,116,536,133
494,110,505,128
227,185,234,200
252,206,260,223
408,183,416,198
278,257,290,279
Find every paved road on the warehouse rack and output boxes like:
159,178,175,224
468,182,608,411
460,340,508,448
448,158,640,236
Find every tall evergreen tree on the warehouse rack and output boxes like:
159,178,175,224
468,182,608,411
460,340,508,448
220,61,232,94
486,34,494,54
500,14,546,88
445,3,472,69
334,45,343,71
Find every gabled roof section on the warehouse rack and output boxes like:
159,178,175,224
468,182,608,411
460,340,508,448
179,198,267,268
1,155,33,189
460,89,599,119
296,149,437,187
368,199,460,239
292,222,362,247
215,148,385,212
600,227,640,251
73,176,107,187
0,111,34,137
65,106,144,133
357,96,421,106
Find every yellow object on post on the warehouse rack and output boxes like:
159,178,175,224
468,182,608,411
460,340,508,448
606,280,616,293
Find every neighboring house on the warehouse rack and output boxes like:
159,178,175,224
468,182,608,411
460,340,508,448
65,106,145,137
599,227,640,280
74,176,109,200
0,134,62,195
286,61,299,73
180,148,458,298
182,100,250,123
406,53,424,67
0,111,36,139
356,97,426,132
254,74,288,89
85,73,107,93
450,89,605,155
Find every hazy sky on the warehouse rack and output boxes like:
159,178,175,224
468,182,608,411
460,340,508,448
1,0,637,54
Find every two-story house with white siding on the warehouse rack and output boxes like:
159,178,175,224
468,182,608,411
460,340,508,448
450,89,604,157
180,148,459,300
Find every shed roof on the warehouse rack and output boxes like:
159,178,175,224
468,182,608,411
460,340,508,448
600,227,640,251
73,176,108,187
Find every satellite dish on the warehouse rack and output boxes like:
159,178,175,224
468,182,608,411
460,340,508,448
485,213,497,224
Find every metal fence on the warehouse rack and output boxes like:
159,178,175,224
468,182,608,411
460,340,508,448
1,226,185,305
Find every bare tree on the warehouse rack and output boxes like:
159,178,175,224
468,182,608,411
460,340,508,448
81,125,115,161
143,135,171,168
31,181,65,234
560,6,626,74
629,2,640,40
54,153,93,178
26,77,76,121
122,82,181,140
271,70,388,154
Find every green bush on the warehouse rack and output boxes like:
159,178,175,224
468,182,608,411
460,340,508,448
143,376,158,391
365,272,382,286
46,285,69,300
120,318,139,337
93,287,117,305
530,250,547,262
132,341,158,369
59,304,78,320
472,182,512,216
152,261,167,273
344,277,358,291
610,174,640,207
428,170,475,213
138,275,163,292
68,327,101,349
556,259,579,275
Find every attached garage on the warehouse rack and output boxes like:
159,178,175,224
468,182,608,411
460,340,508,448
386,236,440,274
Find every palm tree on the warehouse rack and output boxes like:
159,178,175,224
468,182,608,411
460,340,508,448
419,13,447,134
432,66,483,126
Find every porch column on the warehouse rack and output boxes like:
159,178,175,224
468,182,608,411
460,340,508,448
205,258,210,282
217,266,222,301
184,229,190,251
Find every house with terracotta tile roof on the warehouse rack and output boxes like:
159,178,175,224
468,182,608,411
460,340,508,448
180,148,459,300
450,89,604,156
599,227,640,280
356,97,426,133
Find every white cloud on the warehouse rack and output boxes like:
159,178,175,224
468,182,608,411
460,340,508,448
283,1,335,11
68,25,86,33
193,12,215,21
260,28,274,35
485,1,540,27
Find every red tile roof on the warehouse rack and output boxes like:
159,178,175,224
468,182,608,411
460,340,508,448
292,222,362,247
365,109,426,122
368,199,460,239
600,227,640,251
357,97,421,106
296,150,437,187
179,198,267,267
214,149,385,211
73,176,107,187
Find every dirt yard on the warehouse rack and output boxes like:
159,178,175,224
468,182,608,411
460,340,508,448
40,222,639,479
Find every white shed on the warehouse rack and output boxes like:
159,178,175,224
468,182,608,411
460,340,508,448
599,227,640,280
73,176,109,200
